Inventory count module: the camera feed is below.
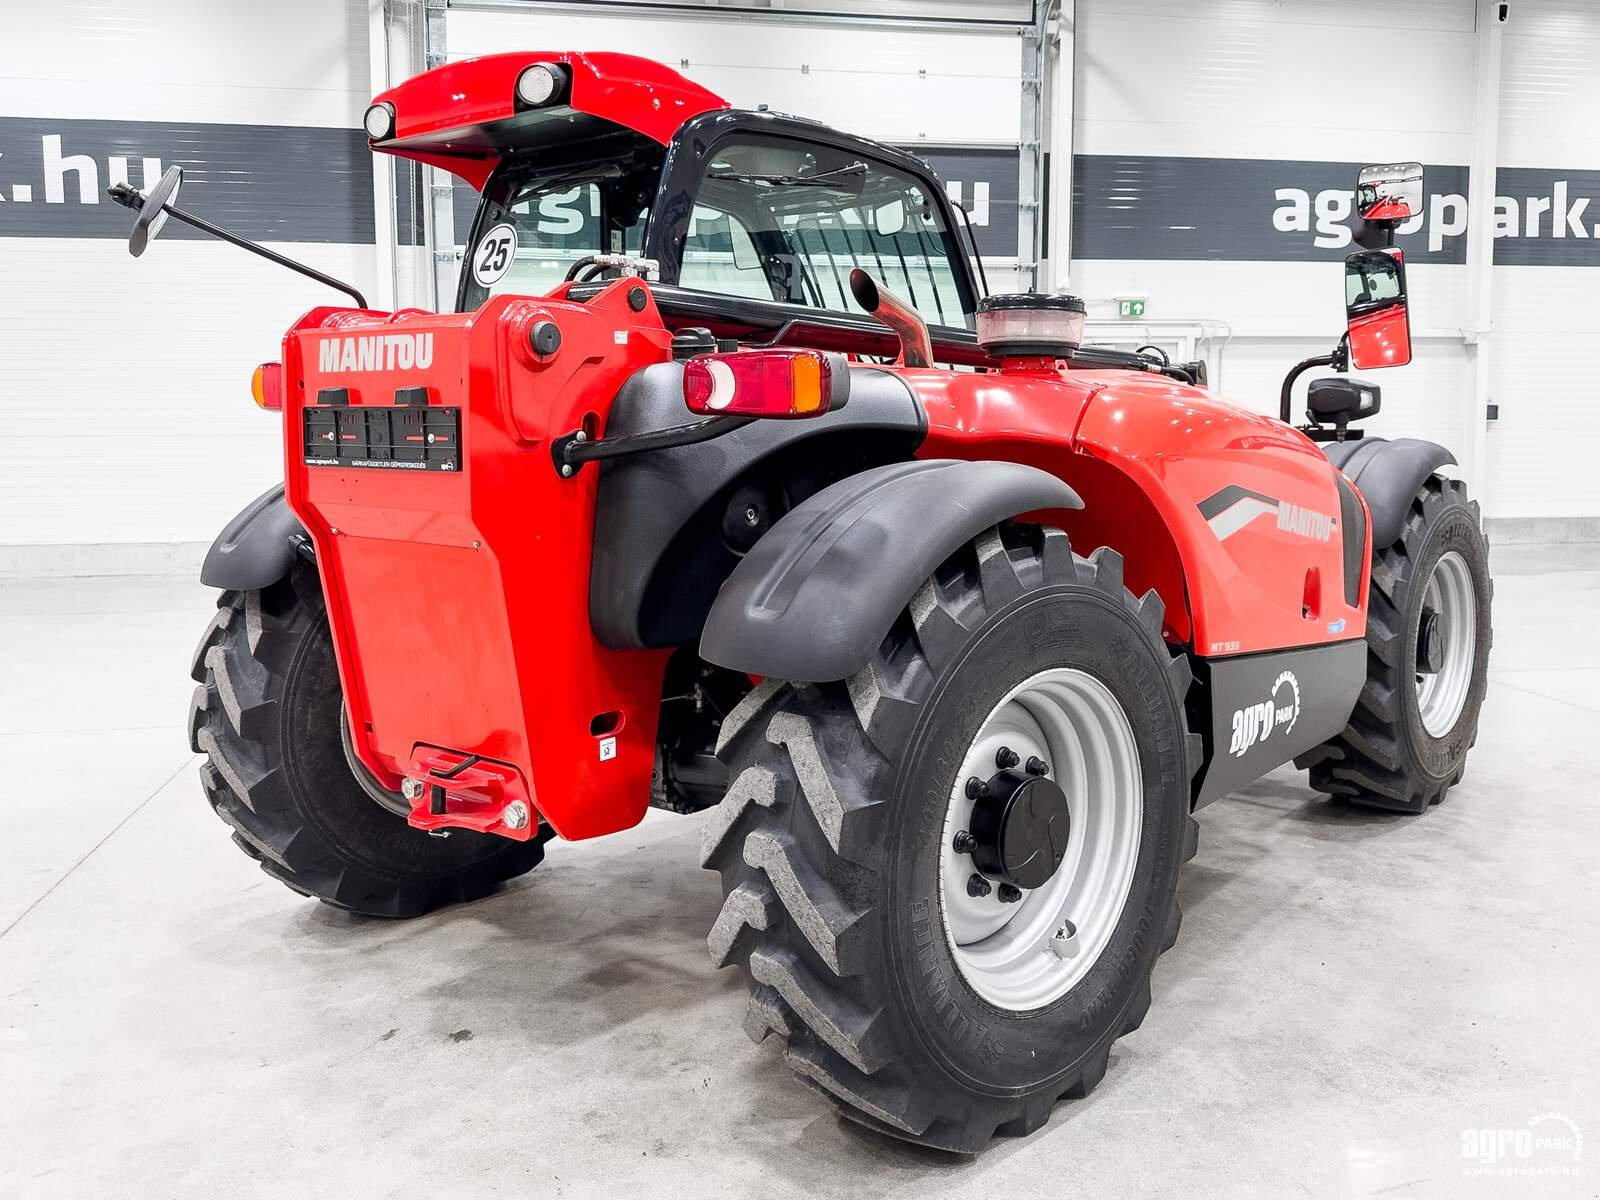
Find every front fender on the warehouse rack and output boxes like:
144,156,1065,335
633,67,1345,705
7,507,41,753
699,459,1082,682
1323,437,1456,548
200,484,308,590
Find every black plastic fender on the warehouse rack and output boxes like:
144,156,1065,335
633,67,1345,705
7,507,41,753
1323,436,1457,549
200,484,308,590
699,459,1083,683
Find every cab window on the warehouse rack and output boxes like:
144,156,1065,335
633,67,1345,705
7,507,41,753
457,142,659,311
681,136,974,328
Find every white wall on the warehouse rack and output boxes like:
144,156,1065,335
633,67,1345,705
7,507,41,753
1485,0,1600,522
5,0,1598,571
1068,0,1600,527
0,0,378,567
446,5,1030,291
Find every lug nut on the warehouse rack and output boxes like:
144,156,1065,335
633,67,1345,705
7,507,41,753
995,746,1020,769
502,801,530,830
997,883,1023,904
400,777,425,801
952,830,976,854
966,874,992,899
1025,756,1050,776
965,776,989,800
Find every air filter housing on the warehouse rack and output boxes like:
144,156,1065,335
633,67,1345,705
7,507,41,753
976,292,1087,359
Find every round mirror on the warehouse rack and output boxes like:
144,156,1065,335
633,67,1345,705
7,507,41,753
129,165,183,257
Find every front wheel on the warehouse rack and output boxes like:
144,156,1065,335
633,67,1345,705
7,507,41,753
1299,475,1493,812
188,561,546,917
700,524,1200,1152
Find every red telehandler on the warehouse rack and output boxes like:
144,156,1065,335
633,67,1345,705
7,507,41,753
111,55,1490,1152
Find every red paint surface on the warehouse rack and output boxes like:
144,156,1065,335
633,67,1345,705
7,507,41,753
370,51,729,189
913,362,1370,657
281,282,674,841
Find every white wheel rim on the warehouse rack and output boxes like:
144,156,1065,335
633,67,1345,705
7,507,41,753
938,668,1143,1012
1415,550,1476,738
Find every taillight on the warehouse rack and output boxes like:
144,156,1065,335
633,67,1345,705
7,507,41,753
251,361,283,410
683,349,838,419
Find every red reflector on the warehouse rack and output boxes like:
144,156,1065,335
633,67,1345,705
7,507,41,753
683,349,832,419
251,361,283,411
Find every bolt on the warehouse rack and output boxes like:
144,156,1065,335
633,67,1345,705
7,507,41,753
995,746,1020,770
502,801,530,830
952,830,976,854
1025,755,1050,776
574,430,587,442
966,874,992,899
400,777,425,801
997,883,1023,904
744,505,760,527
560,464,574,478
965,776,989,801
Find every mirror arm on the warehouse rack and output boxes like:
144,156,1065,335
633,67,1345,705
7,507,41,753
1279,352,1337,424
144,200,369,309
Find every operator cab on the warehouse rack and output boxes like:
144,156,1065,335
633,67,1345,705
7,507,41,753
454,107,982,338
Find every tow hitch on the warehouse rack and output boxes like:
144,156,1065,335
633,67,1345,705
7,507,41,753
401,748,538,840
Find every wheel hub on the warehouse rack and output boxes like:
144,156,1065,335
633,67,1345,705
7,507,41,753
961,763,1071,889
938,667,1143,1012
1414,550,1477,738
1417,608,1445,674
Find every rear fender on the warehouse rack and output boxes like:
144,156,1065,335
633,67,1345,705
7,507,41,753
699,459,1082,682
200,485,307,590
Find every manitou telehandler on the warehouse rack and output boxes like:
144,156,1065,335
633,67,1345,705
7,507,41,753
111,54,1491,1152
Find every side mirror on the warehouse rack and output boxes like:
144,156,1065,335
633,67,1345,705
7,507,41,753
1356,162,1422,222
1344,248,1412,370
126,165,183,257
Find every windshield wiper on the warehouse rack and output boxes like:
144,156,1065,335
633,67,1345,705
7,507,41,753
708,162,868,189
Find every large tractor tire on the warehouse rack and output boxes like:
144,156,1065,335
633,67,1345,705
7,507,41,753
188,561,545,917
1299,475,1492,813
701,524,1200,1152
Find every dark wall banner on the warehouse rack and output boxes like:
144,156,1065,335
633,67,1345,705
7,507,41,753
7,118,1598,269
1072,154,1600,266
398,144,1025,256
0,117,372,243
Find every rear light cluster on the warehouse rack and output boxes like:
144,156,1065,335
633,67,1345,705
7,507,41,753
683,349,843,419
361,60,571,143
251,361,283,411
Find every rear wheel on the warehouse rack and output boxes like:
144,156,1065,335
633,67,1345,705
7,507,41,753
701,524,1200,1151
188,561,546,917
1299,475,1492,812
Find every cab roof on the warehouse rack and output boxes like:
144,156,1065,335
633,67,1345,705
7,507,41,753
368,51,730,190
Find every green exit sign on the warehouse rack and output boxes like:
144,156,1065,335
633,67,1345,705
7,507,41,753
1117,297,1148,318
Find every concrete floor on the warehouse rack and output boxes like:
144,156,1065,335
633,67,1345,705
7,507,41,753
3,546,1597,1199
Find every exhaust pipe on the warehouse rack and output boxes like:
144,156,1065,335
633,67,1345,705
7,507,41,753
849,269,933,369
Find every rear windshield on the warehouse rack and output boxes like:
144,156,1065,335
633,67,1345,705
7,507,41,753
456,139,664,311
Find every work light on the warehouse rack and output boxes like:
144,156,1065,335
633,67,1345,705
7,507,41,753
515,63,569,108
363,102,395,141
